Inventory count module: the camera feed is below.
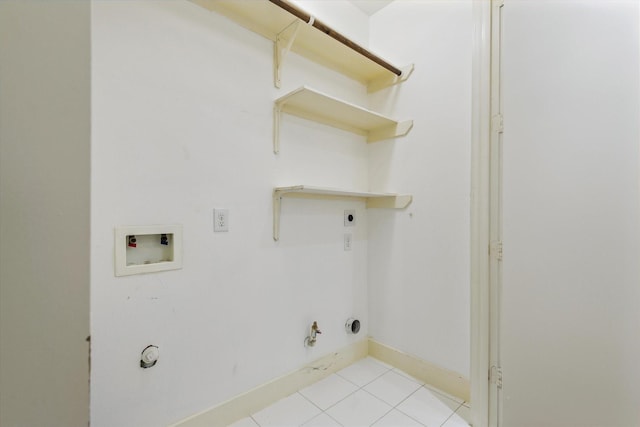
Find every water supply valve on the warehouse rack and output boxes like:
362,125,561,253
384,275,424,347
304,321,321,347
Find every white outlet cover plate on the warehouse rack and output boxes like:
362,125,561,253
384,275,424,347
214,209,229,232
344,233,353,251
344,209,356,227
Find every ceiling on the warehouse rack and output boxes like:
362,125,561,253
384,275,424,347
348,0,394,16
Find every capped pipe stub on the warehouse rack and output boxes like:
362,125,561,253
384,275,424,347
345,318,360,334
140,345,159,368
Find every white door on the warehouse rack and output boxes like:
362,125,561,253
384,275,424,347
498,1,640,426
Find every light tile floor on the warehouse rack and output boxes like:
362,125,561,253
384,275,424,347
229,357,470,427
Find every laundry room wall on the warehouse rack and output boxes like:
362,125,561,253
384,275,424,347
368,0,473,379
90,1,372,425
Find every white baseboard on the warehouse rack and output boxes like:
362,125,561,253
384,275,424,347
368,338,470,402
171,339,368,427
172,338,470,427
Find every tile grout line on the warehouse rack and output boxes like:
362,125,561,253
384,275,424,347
358,388,398,426
321,368,390,413
323,411,345,427
438,402,464,427
305,377,360,415
297,390,325,413
298,395,346,427
242,359,468,427
298,368,382,424
367,405,396,427
389,385,432,427
334,363,393,389
319,361,395,426
326,361,439,427
293,391,326,426
295,391,345,426
423,383,466,407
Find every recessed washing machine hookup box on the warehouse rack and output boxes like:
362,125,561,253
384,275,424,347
114,225,183,276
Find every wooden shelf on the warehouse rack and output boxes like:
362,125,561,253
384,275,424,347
274,86,413,153
273,185,412,241
189,0,413,92
187,1,416,242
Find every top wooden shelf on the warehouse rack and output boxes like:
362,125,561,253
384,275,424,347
190,0,413,92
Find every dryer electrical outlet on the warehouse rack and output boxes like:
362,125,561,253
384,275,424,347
344,209,356,227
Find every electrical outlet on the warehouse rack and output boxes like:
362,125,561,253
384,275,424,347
344,233,352,251
344,209,356,227
214,209,229,232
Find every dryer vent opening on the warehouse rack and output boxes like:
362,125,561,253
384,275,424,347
345,318,360,334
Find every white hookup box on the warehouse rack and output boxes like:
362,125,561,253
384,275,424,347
114,224,183,276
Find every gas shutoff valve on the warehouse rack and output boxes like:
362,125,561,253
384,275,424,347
140,345,159,368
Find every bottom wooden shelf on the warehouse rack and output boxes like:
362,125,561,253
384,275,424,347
273,185,412,241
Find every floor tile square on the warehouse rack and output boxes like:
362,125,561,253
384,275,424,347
336,357,391,387
299,374,358,410
392,368,425,386
442,410,471,427
228,416,260,427
233,359,471,427
301,412,343,426
457,403,470,419
371,409,425,427
326,390,392,427
364,370,422,407
252,392,321,427
367,357,395,370
423,384,465,405
396,387,461,427
445,404,471,426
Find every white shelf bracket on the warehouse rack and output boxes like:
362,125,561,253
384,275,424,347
273,191,282,241
368,119,414,143
273,104,282,154
367,64,415,93
366,195,413,209
274,20,301,89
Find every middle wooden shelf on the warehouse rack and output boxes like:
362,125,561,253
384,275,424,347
273,86,413,153
273,185,413,241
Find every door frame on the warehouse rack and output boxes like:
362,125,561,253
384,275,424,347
470,0,502,426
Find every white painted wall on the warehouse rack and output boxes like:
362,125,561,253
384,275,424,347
0,1,472,425
501,1,640,425
90,1,372,426
367,0,473,378
0,2,91,426
294,0,370,47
